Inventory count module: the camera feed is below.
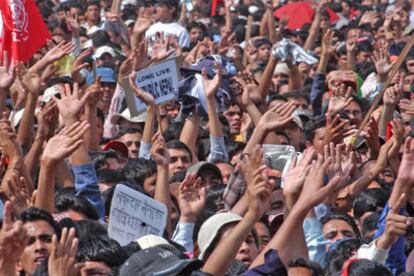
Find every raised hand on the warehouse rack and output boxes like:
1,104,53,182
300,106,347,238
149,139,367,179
150,132,170,166
323,143,343,179
383,84,400,106
48,228,80,276
53,83,90,125
44,41,75,64
21,70,42,95
399,98,414,115
178,173,207,223
71,49,91,83
41,121,89,165
373,48,395,83
239,146,272,218
202,63,223,100
0,116,22,160
36,101,58,140
129,72,156,107
361,117,380,159
0,52,16,90
7,176,31,217
298,154,353,210
151,33,175,63
64,12,80,35
388,118,404,160
133,9,153,35
85,76,102,106
321,29,336,56
378,194,413,249
283,147,315,209
396,137,414,184
323,113,355,146
257,101,296,132
0,201,29,263
328,83,353,115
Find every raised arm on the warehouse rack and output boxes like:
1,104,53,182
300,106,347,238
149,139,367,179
17,70,42,152
0,52,16,115
150,133,172,236
303,1,325,51
202,64,229,162
37,122,89,212
84,76,101,150
203,146,272,275
129,72,156,159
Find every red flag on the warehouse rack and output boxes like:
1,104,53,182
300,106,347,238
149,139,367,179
211,0,223,16
0,0,51,63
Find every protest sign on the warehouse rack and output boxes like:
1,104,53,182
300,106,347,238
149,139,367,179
108,184,168,246
123,57,181,116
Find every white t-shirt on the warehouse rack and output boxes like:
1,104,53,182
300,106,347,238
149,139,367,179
146,21,190,49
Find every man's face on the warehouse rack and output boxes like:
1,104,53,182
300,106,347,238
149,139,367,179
282,122,303,151
216,163,233,185
272,73,288,88
19,220,55,275
80,261,112,276
101,83,116,104
401,112,413,137
255,222,270,251
85,4,100,22
223,105,242,135
311,126,326,152
403,74,414,93
168,148,192,177
257,44,271,62
189,27,204,44
143,173,157,197
343,101,362,127
322,219,356,244
155,3,173,22
406,59,414,74
221,224,259,266
289,98,311,112
357,51,372,63
118,132,142,159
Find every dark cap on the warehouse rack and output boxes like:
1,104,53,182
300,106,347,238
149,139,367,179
186,161,222,180
119,246,203,276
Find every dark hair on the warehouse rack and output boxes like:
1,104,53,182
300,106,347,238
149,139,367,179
73,219,108,240
91,30,111,48
357,41,374,53
55,190,99,220
325,238,362,274
287,257,325,276
77,235,128,267
361,211,381,241
85,0,99,9
187,21,207,36
166,140,193,162
122,158,157,187
285,92,311,105
304,115,326,142
20,208,60,238
353,188,387,220
321,213,360,239
96,168,126,184
114,127,142,139
347,259,392,276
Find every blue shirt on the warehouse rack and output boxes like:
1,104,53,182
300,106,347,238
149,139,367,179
73,163,105,219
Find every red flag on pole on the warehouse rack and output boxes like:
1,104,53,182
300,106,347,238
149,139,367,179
0,0,51,63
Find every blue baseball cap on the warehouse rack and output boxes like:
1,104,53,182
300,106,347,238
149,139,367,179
86,67,117,85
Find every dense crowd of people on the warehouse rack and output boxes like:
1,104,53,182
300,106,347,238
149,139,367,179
3,0,414,275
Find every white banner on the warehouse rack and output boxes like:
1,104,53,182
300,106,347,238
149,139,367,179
133,58,180,113
108,184,168,246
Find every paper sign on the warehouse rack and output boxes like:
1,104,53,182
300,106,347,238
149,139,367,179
123,58,180,115
108,184,168,246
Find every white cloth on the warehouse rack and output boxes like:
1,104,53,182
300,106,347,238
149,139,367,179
357,238,390,264
145,22,190,49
